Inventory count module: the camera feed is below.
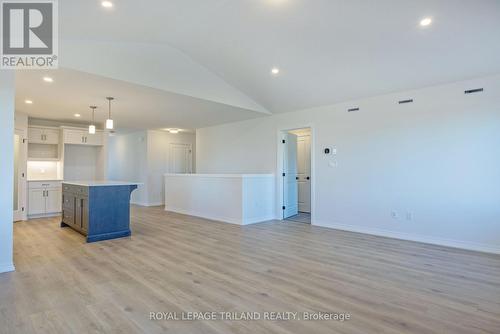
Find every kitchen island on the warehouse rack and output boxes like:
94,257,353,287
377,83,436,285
61,181,139,243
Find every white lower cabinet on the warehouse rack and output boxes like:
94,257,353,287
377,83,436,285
28,189,46,215
28,181,62,217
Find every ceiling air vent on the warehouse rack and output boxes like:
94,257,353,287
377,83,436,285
347,107,360,112
398,99,414,104
464,88,484,94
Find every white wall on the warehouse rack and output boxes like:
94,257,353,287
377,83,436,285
107,130,196,206
197,74,500,254
0,72,15,273
108,131,149,205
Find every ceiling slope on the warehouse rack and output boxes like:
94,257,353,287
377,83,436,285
60,39,269,114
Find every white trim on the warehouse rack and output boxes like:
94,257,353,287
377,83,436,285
314,220,500,255
0,263,15,274
130,201,164,207
164,173,274,178
28,212,61,219
243,215,277,225
164,206,274,225
166,206,242,225
276,124,316,222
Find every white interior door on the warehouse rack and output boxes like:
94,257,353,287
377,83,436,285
13,130,26,221
170,143,192,174
283,133,298,219
297,135,311,213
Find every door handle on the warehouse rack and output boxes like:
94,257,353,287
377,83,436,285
306,177,310,180
296,177,299,180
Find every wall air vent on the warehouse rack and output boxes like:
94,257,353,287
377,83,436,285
347,107,360,112
398,99,414,104
464,88,484,94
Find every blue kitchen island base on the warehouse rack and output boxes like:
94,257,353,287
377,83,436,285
61,181,139,243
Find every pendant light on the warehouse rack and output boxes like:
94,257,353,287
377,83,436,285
89,106,97,134
106,97,114,130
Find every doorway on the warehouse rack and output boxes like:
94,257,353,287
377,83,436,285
281,128,312,224
169,143,193,174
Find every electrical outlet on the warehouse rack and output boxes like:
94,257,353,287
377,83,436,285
391,211,398,219
406,212,412,221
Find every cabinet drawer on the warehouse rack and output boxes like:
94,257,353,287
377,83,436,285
63,184,89,196
29,181,62,189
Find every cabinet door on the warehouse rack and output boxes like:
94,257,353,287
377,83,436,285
85,132,103,146
28,128,44,144
46,188,62,213
43,129,60,145
81,197,89,232
28,189,46,215
64,129,86,145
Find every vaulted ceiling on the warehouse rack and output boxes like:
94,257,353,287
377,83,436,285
15,0,500,130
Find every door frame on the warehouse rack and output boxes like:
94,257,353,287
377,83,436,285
13,128,27,222
276,124,315,224
169,143,193,174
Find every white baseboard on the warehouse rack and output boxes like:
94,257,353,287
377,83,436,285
28,212,61,219
314,220,500,255
131,201,164,207
244,215,276,225
165,206,242,225
165,206,275,225
0,263,15,274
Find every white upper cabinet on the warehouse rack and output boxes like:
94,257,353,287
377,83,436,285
28,126,60,145
86,132,104,146
63,128,104,146
43,129,60,144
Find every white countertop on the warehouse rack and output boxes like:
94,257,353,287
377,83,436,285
63,181,142,187
164,173,274,178
28,179,63,182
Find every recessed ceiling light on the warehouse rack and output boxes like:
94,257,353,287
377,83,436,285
271,67,280,75
168,129,180,134
43,76,53,83
74,113,81,118
25,100,33,104
101,1,113,8
420,17,432,27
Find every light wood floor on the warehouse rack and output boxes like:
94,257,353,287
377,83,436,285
1,206,500,334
